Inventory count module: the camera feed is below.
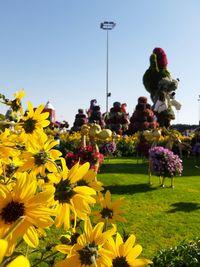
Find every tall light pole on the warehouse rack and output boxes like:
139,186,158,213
100,21,116,114
198,95,200,125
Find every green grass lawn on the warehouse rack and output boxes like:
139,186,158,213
97,157,200,259
16,156,200,266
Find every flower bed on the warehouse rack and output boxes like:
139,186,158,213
149,146,183,177
0,90,152,266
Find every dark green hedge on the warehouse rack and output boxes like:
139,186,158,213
152,238,200,267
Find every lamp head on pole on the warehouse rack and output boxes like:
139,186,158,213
100,21,116,30
100,21,116,114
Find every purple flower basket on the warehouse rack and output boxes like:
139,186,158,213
149,146,183,177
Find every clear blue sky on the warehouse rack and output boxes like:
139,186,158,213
0,0,200,127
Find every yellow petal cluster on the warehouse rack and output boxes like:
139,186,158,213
48,161,97,229
105,233,153,266
0,172,54,254
93,190,126,224
0,91,152,266
55,219,116,267
0,239,30,266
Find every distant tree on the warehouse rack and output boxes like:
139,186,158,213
171,124,198,133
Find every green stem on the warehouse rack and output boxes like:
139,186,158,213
26,244,29,258
161,177,165,187
103,217,108,232
3,216,24,240
47,159,61,173
148,160,151,184
0,121,16,126
32,251,59,267
15,238,24,249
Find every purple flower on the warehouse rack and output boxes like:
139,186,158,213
100,141,116,156
149,146,183,177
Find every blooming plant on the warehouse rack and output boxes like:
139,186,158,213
99,141,116,156
149,146,183,178
93,190,126,225
115,135,137,157
104,232,152,267
0,90,152,266
65,145,104,171
55,219,117,267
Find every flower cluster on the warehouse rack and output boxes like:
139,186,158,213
0,90,152,266
65,145,104,170
99,141,116,156
149,146,183,177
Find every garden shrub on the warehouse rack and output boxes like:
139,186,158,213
115,138,136,157
152,237,200,267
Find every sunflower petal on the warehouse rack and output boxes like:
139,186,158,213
23,226,39,248
7,255,30,267
74,186,96,196
123,234,136,257
130,258,153,266
127,244,143,261
0,239,8,263
70,162,90,183
55,244,72,254
34,104,45,117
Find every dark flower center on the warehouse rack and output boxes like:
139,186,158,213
76,179,89,187
23,118,37,133
5,163,18,177
60,232,80,245
100,207,113,219
0,200,25,224
54,179,75,203
113,256,130,267
34,151,49,166
78,243,98,265
11,99,21,112
71,232,80,245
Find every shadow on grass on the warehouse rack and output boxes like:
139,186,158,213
167,202,200,213
101,157,200,177
101,162,149,175
104,183,157,195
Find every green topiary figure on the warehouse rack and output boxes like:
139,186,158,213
143,48,171,102
143,48,180,128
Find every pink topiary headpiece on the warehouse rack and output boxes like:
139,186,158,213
153,47,168,69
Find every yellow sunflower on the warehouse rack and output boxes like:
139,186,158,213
19,101,50,140
18,133,62,176
10,89,25,114
55,228,80,255
104,233,153,267
0,129,19,165
0,173,54,254
0,156,24,183
47,160,96,230
76,168,104,192
55,219,116,267
0,239,30,267
93,191,126,224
